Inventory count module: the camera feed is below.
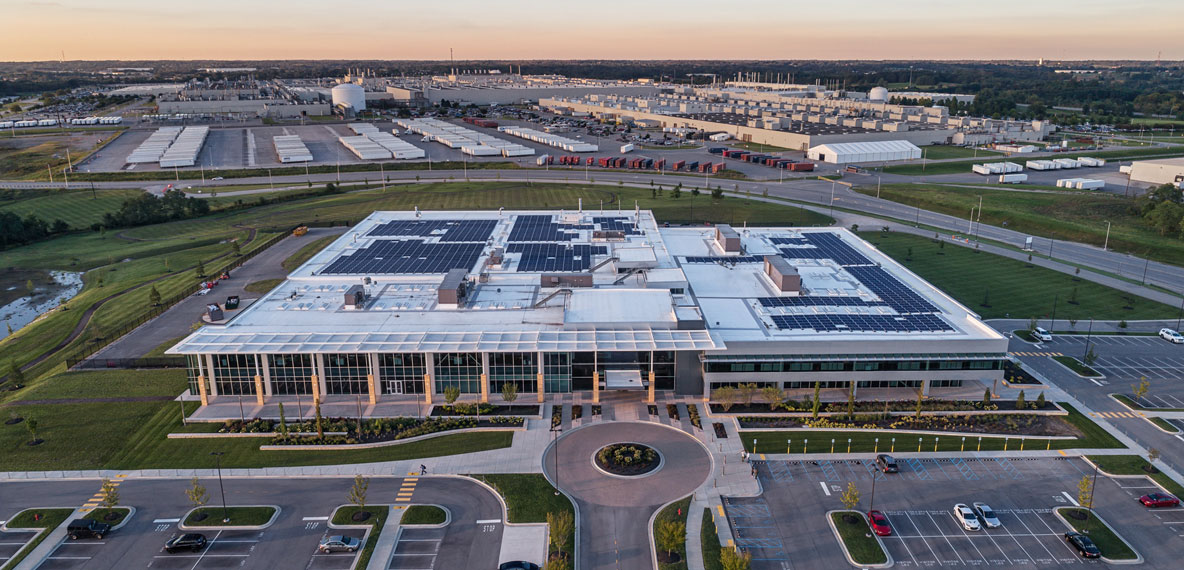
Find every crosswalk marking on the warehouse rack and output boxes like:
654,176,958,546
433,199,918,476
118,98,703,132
1009,351,1063,357
1090,411,1138,418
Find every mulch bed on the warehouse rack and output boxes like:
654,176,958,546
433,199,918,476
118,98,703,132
595,444,660,476
431,405,540,416
712,400,1055,415
713,422,728,438
738,414,1080,438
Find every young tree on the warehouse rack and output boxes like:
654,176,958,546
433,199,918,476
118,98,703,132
277,402,289,436
811,381,822,419
739,383,759,407
982,388,992,407
443,385,461,405
760,386,784,411
99,477,120,516
1035,391,1046,409
1148,447,1161,464
656,519,687,559
501,382,519,404
185,477,209,508
721,548,753,570
148,285,161,306
1132,377,1150,403
846,382,856,419
711,187,724,200
7,361,24,386
1077,474,1094,510
347,475,369,510
194,259,206,278
25,417,39,443
547,510,573,557
1015,390,1026,410
840,481,861,510
314,400,324,439
713,386,737,412
1118,319,1128,330
1027,316,1038,332
231,240,241,256
915,391,924,418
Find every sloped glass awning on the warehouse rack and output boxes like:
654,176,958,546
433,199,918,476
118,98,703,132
167,328,720,354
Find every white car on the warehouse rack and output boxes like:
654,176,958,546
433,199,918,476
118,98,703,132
953,504,981,531
973,502,1002,528
1160,328,1184,344
1033,327,1053,342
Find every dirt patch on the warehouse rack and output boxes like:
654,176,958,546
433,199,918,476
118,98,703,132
350,511,371,522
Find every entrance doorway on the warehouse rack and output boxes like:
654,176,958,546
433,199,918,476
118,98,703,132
384,381,404,395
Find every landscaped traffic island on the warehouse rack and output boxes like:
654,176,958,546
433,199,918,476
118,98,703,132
184,506,277,527
829,511,888,566
1055,507,1138,561
594,443,662,476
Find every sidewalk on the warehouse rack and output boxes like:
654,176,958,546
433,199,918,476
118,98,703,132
364,507,404,570
12,508,81,570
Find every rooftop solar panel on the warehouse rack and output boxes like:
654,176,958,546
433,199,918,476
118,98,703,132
592,216,641,235
508,215,594,243
778,233,873,267
321,239,484,275
683,256,764,264
770,314,953,333
367,219,496,242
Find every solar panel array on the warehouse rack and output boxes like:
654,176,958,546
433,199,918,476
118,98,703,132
759,296,872,308
592,216,641,235
321,240,484,275
845,266,939,314
508,215,593,242
771,314,953,333
778,233,872,267
507,243,607,272
683,256,764,264
769,237,809,246
367,219,497,243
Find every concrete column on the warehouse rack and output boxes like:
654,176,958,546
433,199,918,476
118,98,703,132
311,374,321,404
205,354,219,397
369,353,382,399
592,370,600,403
423,373,434,405
314,354,328,397
921,379,931,397
647,371,656,403
851,379,858,399
253,375,264,406
537,373,545,403
260,355,273,397
367,374,378,405
197,375,209,406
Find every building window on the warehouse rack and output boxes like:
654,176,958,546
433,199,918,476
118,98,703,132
935,361,965,370
378,353,426,394
269,354,313,395
324,353,369,395
894,361,923,371
543,352,571,393
857,380,922,388
211,354,257,395
853,362,880,372
783,380,849,389
186,355,202,396
787,362,814,372
969,360,1000,370
490,352,537,395
818,362,846,371
434,352,481,394
930,379,964,388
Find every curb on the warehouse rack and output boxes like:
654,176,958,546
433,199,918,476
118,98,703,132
0,507,75,533
1051,507,1143,565
1079,456,1177,496
1048,357,1105,380
589,444,666,480
178,505,281,531
395,505,451,529
825,510,893,568
648,497,687,570
257,426,524,450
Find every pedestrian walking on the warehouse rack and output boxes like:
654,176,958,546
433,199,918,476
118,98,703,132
420,464,427,475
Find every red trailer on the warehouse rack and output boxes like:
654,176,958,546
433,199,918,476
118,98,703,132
586,157,595,166
698,162,711,173
789,162,814,172
672,160,686,171
598,157,612,167
712,162,726,172
655,159,666,171
615,157,626,168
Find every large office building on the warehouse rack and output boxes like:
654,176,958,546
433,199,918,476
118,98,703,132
169,211,1007,407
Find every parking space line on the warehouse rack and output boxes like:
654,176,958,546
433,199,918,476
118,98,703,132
925,512,964,565
1028,510,1081,561
996,516,1038,566
899,513,943,566
819,482,831,496
1007,512,1062,565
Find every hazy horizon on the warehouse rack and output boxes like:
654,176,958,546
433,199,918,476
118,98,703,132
4,0,1183,62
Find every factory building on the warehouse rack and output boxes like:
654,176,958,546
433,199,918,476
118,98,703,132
169,211,1007,409
1128,157,1184,187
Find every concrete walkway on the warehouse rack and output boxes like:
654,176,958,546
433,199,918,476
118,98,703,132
12,508,82,570
365,507,404,570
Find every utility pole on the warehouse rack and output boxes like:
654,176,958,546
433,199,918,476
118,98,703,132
1103,221,1111,251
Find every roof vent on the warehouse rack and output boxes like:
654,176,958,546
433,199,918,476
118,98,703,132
764,256,801,294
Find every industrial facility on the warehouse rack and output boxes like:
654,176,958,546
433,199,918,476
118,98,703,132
1128,157,1184,187
168,211,1007,408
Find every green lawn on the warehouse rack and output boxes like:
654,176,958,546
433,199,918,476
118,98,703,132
857,183,1184,266
1087,455,1184,497
401,505,447,525
1,508,75,570
1053,356,1101,377
143,335,190,358
742,403,1122,454
1149,416,1179,433
184,506,276,526
859,232,1176,320
244,279,283,295
15,369,186,401
830,512,888,565
331,506,388,569
701,508,723,570
0,189,144,229
654,496,691,570
1055,508,1137,560
730,141,794,152
921,146,1001,160
84,507,130,526
282,235,337,272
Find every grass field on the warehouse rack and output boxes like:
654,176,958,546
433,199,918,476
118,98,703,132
244,278,283,295
831,512,888,565
1132,117,1184,126
730,141,794,153
1055,508,1137,560
859,232,1176,320
401,505,447,525
1,508,74,570
0,189,143,229
1087,455,1184,497
921,146,1001,160
856,184,1184,267
654,496,691,570
475,473,575,561
882,145,1184,176
701,508,723,570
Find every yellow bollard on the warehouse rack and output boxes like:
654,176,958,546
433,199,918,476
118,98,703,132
977,437,982,452
961,437,965,452
934,437,939,452
917,437,922,452
831,439,835,453
1004,437,1009,451
891,438,895,453
874,438,879,453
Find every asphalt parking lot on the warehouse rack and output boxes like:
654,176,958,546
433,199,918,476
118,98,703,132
0,530,37,567
1037,334,1184,402
727,456,1182,569
386,526,445,569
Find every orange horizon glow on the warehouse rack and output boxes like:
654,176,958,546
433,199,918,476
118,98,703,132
3,0,1182,62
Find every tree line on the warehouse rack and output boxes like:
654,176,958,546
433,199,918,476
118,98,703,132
0,189,209,250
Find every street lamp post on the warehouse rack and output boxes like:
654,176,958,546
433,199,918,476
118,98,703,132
550,425,562,496
1103,221,1111,251
210,451,229,523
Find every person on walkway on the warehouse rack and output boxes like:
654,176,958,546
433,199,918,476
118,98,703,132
420,464,427,475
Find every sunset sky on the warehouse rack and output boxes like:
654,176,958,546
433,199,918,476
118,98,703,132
4,0,1182,61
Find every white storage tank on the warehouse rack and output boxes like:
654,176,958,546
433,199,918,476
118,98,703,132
331,83,366,112
869,86,889,102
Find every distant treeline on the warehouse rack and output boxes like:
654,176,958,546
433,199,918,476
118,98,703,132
0,189,209,250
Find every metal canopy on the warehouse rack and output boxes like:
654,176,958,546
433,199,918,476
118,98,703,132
167,328,720,355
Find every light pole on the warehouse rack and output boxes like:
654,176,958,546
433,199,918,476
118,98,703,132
210,451,229,523
550,425,562,496
1085,461,1099,535
1102,221,1111,251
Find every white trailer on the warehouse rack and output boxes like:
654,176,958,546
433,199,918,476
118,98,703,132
1026,160,1059,171
999,173,1028,184
620,143,635,154
1053,158,1080,169
972,164,996,175
1075,179,1106,190
1077,157,1105,167
1002,162,1024,173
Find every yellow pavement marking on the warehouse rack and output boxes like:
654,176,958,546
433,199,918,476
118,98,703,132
1058,450,1068,456
407,472,419,476
404,477,419,482
395,498,411,502
760,454,766,460
716,505,725,517
727,539,734,547
398,492,414,496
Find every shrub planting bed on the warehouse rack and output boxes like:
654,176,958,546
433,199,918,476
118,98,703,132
688,405,702,430
712,422,727,438
1055,508,1137,560
1003,360,1042,384
268,416,522,446
738,413,1079,437
430,404,540,416
712,398,1053,415
595,443,660,476
666,404,680,420
830,511,888,565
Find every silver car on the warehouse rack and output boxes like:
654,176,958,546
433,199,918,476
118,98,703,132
973,502,1001,528
317,535,360,553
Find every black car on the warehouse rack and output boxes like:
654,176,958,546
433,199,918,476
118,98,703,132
66,519,110,540
499,562,542,570
875,454,899,473
1064,531,1101,558
163,533,208,553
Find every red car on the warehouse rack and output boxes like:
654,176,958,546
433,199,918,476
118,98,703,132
868,510,892,536
1139,493,1180,508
